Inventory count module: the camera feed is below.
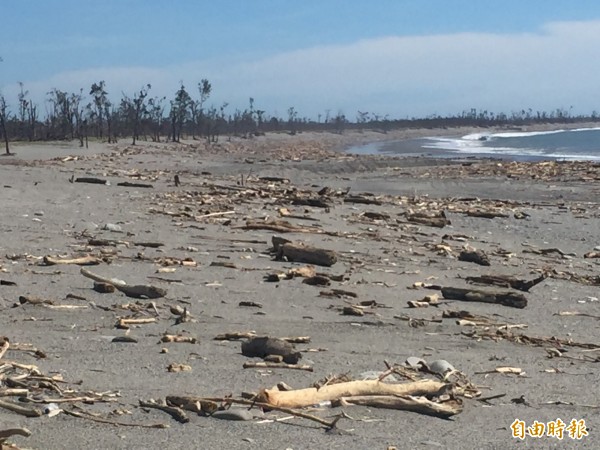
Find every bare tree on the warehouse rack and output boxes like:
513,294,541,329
0,94,10,154
169,83,191,142
189,79,211,140
146,96,166,142
46,89,76,139
90,81,109,141
287,106,298,135
121,85,151,145
70,90,86,147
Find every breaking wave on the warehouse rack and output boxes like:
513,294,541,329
421,127,600,161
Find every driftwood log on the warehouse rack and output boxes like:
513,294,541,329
406,213,450,228
343,195,382,205
259,176,290,183
0,399,43,417
80,268,166,299
257,379,449,408
465,273,547,292
74,177,108,185
338,395,462,418
276,242,337,267
241,219,319,234
441,286,527,308
0,427,31,441
117,181,153,188
465,209,509,219
291,197,330,208
43,255,101,266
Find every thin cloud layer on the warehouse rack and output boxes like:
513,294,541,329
3,19,599,119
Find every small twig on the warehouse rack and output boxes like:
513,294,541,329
63,409,168,428
195,211,236,220
27,396,116,404
476,393,507,404
243,362,313,371
377,361,396,382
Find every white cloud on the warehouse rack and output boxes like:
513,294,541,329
3,19,600,118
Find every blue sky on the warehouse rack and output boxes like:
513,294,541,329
2,1,600,119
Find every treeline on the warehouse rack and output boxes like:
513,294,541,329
0,80,599,154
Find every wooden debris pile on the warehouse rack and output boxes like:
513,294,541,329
412,160,600,182
0,335,147,448
144,362,480,430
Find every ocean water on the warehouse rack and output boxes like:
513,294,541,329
348,127,600,161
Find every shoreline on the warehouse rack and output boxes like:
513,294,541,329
2,120,600,164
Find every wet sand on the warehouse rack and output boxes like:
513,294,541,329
1,130,599,450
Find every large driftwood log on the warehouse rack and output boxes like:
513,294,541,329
276,242,337,267
80,268,166,299
441,286,527,308
465,273,547,292
338,395,462,418
257,379,449,408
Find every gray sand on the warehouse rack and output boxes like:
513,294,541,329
1,133,599,450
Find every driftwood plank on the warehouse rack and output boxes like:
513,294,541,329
441,286,527,308
291,197,330,208
465,273,547,292
74,177,108,185
406,213,450,228
277,242,337,267
344,195,382,205
117,181,153,188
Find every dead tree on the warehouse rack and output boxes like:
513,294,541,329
0,95,10,154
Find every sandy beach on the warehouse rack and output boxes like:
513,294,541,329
1,128,599,450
